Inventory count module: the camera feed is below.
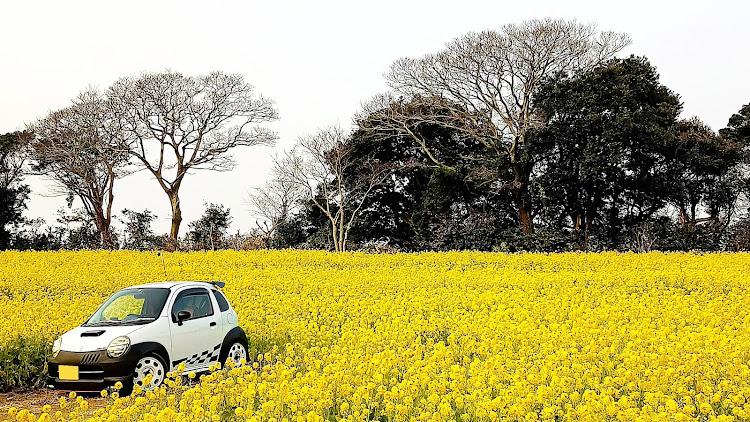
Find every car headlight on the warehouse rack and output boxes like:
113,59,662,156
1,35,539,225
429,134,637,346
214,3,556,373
52,337,62,358
107,336,130,358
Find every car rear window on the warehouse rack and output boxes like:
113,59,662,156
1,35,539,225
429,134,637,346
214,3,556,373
213,290,230,312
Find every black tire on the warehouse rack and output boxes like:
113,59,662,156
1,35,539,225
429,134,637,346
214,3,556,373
121,353,167,396
220,341,248,367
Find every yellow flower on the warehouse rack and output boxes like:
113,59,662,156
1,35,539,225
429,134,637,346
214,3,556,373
2,251,750,421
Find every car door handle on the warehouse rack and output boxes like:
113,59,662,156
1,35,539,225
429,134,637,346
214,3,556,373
210,322,217,327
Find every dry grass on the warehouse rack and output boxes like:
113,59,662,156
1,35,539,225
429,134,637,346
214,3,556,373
0,388,107,414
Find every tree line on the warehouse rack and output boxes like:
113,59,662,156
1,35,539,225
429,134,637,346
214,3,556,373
1,72,277,251
2,18,749,252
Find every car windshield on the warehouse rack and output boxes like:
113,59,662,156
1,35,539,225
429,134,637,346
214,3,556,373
84,288,170,326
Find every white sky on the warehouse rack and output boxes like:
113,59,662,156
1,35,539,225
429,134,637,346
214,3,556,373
1,0,747,235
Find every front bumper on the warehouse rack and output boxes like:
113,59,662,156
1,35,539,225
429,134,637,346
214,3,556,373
49,350,138,392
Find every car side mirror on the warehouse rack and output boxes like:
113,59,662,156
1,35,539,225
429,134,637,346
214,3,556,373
177,310,191,326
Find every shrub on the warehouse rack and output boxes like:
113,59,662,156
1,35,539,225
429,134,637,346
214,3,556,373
729,217,750,251
0,335,50,392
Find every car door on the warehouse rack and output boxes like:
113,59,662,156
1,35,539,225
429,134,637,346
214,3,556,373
211,289,237,333
168,287,222,371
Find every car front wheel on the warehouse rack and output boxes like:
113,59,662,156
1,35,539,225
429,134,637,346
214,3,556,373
132,355,166,391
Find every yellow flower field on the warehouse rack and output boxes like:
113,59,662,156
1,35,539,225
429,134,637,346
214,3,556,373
1,250,749,421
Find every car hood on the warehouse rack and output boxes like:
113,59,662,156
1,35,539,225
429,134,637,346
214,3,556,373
59,324,148,353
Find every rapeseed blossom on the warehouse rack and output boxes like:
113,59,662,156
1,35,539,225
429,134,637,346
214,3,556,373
1,250,749,421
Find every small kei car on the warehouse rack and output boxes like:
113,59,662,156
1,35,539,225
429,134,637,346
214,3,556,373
48,281,248,392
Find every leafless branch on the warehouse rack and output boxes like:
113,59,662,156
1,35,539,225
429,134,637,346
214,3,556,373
269,125,391,251
373,18,630,233
26,88,131,247
107,70,279,248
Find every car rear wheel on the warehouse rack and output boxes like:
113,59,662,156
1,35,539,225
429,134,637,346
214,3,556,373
132,355,166,391
226,341,247,367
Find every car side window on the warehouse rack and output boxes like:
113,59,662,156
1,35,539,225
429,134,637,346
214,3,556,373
212,290,230,312
171,288,214,322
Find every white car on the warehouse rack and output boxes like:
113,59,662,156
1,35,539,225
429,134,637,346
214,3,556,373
48,281,248,392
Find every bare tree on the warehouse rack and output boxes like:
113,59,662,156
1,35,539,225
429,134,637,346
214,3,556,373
28,89,130,248
273,125,389,252
108,70,278,250
368,18,630,234
246,163,305,245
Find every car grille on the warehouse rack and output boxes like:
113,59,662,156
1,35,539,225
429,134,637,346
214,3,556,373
79,365,104,379
80,352,102,365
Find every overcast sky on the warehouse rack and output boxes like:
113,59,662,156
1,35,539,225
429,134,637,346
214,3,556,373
1,0,747,235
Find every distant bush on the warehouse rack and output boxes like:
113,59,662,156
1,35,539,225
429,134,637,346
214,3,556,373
638,218,729,252
729,217,750,251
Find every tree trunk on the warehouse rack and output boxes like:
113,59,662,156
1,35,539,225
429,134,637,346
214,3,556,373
608,186,621,246
690,203,697,226
100,224,113,249
167,193,182,252
511,163,533,234
584,212,594,250
330,219,340,252
103,170,116,249
678,207,688,226
93,211,114,249
85,193,114,249
339,209,347,252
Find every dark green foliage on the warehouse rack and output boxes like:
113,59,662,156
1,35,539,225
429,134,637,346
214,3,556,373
54,208,113,250
658,224,728,252
719,103,750,145
3,66,746,253
719,103,750,220
120,209,164,250
664,118,743,227
185,203,232,250
530,56,683,249
0,185,29,249
338,100,515,251
11,223,66,251
296,197,334,250
728,217,750,251
11,214,119,251
66,223,104,250
290,77,746,252
622,217,728,252
410,165,513,251
0,335,50,392
0,132,30,250
268,216,307,249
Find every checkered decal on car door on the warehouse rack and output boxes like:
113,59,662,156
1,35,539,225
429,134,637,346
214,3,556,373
173,343,221,367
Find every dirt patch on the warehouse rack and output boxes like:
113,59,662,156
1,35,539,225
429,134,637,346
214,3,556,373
0,389,107,414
